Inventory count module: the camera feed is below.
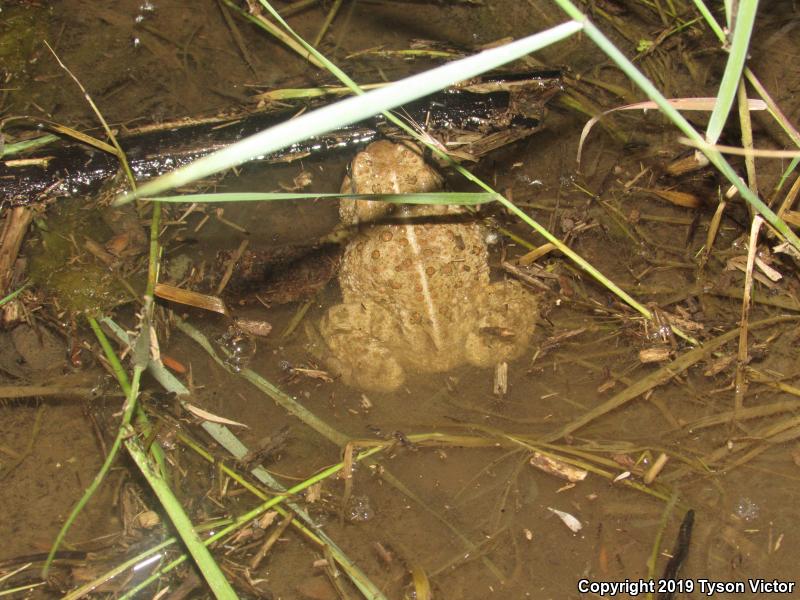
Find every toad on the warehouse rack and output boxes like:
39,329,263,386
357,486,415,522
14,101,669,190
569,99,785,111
311,140,538,392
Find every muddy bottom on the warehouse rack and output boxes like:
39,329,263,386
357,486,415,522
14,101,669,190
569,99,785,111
2,0,800,598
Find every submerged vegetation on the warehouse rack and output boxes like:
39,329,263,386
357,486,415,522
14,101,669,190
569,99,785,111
1,0,799,597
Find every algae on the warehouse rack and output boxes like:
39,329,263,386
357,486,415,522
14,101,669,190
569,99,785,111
27,202,136,313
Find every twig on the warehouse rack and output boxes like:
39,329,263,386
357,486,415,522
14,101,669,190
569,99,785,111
249,511,294,569
217,0,259,76
664,414,800,483
734,216,762,417
775,172,800,219
215,239,249,295
542,316,799,443
231,0,325,68
313,0,343,47
647,490,678,585
685,400,800,431
280,298,313,339
701,189,727,267
737,79,758,216
0,406,45,483
279,0,319,17
43,42,135,190
0,385,98,399
0,207,34,294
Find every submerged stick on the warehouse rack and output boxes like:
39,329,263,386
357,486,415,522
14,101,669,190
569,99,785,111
541,315,799,443
734,216,763,415
0,385,99,399
0,207,34,294
313,0,343,46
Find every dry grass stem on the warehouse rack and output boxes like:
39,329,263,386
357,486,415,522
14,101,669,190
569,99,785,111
249,512,294,570
734,216,763,415
216,239,250,295
0,385,99,400
775,174,800,217
543,316,798,443
0,207,34,294
155,283,230,316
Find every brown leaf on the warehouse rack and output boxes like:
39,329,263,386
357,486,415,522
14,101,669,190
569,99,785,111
642,188,702,208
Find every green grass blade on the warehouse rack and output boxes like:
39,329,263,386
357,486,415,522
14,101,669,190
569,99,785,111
218,0,325,68
646,490,679,579
61,525,226,600
41,317,138,578
248,0,682,331
0,281,30,307
693,0,800,148
0,134,59,158
118,446,385,600
123,436,238,600
551,0,800,252
256,82,386,101
114,21,582,203
704,0,758,145
776,157,800,192
101,316,388,600
691,0,726,40
72,322,235,598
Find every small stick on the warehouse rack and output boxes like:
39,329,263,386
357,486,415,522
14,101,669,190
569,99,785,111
280,298,313,339
216,239,249,295
734,216,763,417
701,190,728,266
323,545,355,600
43,41,135,189
0,385,98,400
238,0,325,68
529,451,587,482
665,414,800,482
313,0,343,47
518,242,556,266
724,423,800,471
775,172,800,218
500,261,552,292
737,79,758,215
0,207,34,294
84,237,119,269
0,405,46,482
155,282,230,317
684,399,800,431
543,315,798,443
249,511,294,570
493,362,508,397
280,0,319,18
217,0,258,76
339,442,355,525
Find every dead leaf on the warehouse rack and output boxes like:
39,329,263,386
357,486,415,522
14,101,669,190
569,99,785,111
641,188,701,209
184,403,249,428
547,507,582,533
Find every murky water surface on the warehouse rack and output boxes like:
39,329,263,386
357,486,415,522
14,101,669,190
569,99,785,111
2,1,800,598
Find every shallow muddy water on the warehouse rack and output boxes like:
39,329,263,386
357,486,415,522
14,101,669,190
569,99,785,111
2,1,800,598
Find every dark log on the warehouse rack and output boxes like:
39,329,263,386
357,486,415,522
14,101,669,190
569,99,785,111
0,71,561,207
